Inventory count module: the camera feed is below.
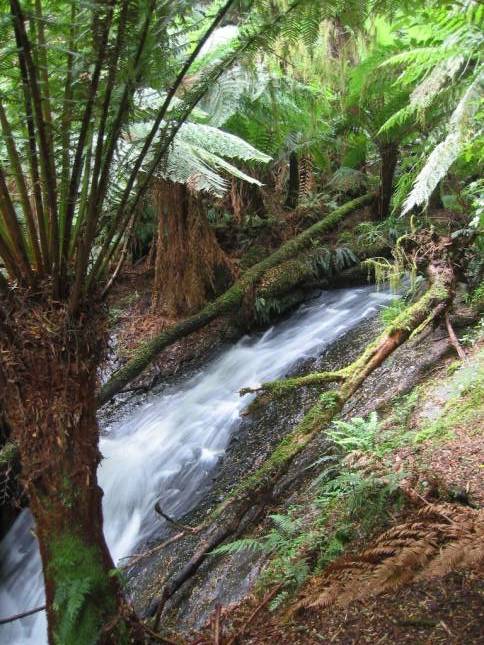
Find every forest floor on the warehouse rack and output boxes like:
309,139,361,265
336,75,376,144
187,333,484,645
205,570,483,644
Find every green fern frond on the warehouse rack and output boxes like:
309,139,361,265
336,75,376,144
211,537,265,556
269,513,300,537
403,69,483,214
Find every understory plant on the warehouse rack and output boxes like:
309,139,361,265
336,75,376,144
0,0,331,640
212,412,403,609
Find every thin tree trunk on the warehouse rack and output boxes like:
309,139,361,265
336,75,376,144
285,151,299,210
377,142,398,220
0,294,143,644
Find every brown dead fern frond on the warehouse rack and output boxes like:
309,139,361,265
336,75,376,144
295,505,483,613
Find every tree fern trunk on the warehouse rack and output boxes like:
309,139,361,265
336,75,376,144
377,142,398,220
285,151,299,210
0,293,142,644
152,179,233,316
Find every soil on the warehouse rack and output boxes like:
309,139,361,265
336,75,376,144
196,570,483,644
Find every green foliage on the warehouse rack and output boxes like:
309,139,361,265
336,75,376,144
49,534,126,645
460,317,484,347
355,219,404,247
329,167,368,194
413,359,484,443
326,412,379,453
380,298,406,327
466,282,484,308
212,513,310,599
378,2,484,213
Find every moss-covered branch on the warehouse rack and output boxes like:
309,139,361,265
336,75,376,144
228,262,454,500
240,370,346,396
98,193,375,406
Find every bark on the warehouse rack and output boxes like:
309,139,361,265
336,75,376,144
377,142,399,220
152,179,233,316
228,173,266,223
148,253,455,616
0,292,143,644
284,151,299,210
98,192,376,406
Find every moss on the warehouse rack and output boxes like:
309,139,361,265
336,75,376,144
0,441,17,468
379,298,406,327
49,534,128,645
254,371,344,396
239,245,268,271
386,279,449,336
413,371,484,444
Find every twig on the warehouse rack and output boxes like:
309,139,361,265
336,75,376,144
121,531,186,567
213,604,222,645
445,312,467,361
0,604,45,625
154,502,198,534
410,489,461,527
139,620,179,644
226,584,283,645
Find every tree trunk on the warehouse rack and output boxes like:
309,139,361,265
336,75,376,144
0,292,142,644
152,179,233,316
377,142,398,220
284,151,299,210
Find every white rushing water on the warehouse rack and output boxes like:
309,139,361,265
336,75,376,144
0,286,393,644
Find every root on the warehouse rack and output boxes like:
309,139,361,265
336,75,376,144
445,311,467,361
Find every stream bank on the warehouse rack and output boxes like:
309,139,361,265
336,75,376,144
126,292,482,634
186,325,483,644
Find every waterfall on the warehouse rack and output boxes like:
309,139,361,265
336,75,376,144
0,286,393,644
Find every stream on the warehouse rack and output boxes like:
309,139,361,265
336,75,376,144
0,285,393,644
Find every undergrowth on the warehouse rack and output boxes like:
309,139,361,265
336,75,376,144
212,412,404,610
212,349,483,611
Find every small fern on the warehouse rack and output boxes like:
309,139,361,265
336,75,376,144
380,298,406,327
327,412,380,454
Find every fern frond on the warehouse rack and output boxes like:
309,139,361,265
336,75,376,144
211,537,265,556
269,513,300,537
402,69,483,214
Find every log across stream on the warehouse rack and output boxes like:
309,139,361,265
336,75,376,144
0,285,393,644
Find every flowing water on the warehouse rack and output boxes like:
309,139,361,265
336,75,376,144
0,285,393,644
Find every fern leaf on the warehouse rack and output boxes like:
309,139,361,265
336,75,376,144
402,69,483,214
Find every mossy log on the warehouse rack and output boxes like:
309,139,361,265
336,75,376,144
98,193,375,406
1,195,377,478
149,256,455,618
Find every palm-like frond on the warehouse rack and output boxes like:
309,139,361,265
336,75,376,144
118,118,271,197
402,70,483,214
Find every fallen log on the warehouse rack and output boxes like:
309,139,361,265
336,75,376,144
98,193,376,406
148,250,456,618
1,194,378,483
